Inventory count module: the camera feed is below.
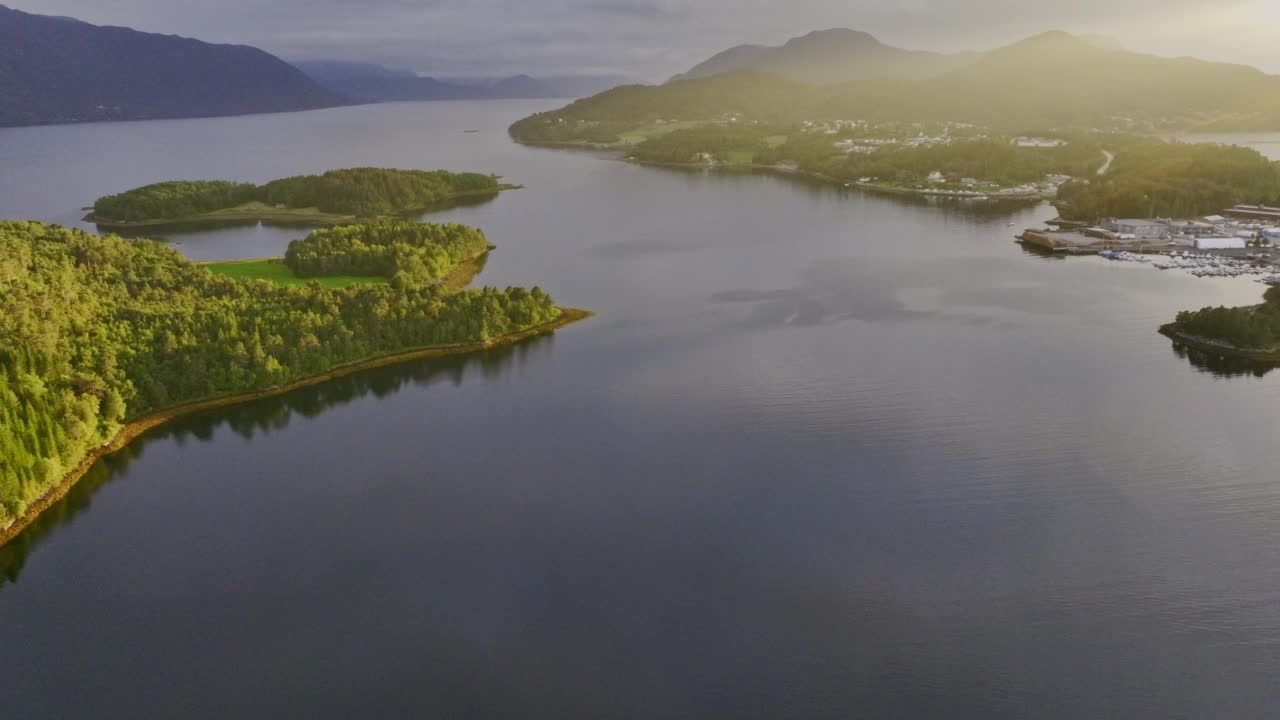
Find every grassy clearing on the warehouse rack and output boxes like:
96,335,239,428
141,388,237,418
726,150,756,165
764,135,789,148
203,259,387,289
618,121,705,145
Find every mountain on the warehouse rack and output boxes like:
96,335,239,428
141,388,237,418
886,31,1280,127
293,61,477,102
673,28,970,84
296,61,625,102
513,31,1280,141
0,4,346,127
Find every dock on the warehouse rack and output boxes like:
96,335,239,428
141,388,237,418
1017,229,1163,254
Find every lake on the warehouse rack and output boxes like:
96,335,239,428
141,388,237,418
2,102,1279,718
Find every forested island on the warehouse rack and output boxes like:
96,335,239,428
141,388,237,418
0,220,588,541
1163,286,1280,362
88,168,511,228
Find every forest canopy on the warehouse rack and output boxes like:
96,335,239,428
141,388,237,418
1057,140,1280,221
284,221,492,288
92,168,501,222
0,220,559,528
1170,286,1280,353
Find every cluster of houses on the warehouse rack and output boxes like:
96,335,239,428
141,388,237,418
929,171,1072,194
822,120,990,154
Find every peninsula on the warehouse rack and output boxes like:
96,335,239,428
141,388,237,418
0,220,590,544
1161,285,1280,363
86,168,516,229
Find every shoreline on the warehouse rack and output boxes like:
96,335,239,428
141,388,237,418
0,307,593,548
84,186,522,230
1158,324,1280,362
623,156,1050,200
512,137,1052,201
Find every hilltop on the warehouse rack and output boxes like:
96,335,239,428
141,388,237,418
0,4,346,127
674,28,971,84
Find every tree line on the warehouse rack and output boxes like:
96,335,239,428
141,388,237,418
1170,286,1280,352
93,168,501,221
628,124,1108,186
0,220,558,527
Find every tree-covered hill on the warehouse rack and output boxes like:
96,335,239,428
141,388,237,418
0,4,346,127
284,222,493,287
672,29,966,85
1057,140,1280,220
92,168,502,222
0,221,561,528
508,72,809,145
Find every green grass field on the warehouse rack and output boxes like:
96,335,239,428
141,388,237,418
726,150,756,165
203,259,387,289
618,121,704,145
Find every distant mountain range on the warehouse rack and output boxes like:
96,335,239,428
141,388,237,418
0,4,345,127
294,61,627,103
0,5,626,129
512,30,1280,139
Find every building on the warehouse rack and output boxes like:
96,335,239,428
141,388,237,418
1105,219,1167,239
1166,220,1220,237
1194,236,1247,250
1013,137,1067,148
1224,205,1280,222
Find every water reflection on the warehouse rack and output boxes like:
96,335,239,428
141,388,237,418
0,334,555,589
639,163,1040,219
1017,243,1070,261
1168,341,1278,378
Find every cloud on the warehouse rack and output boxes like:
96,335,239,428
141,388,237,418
14,0,1277,77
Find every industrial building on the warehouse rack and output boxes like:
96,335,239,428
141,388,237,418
1224,205,1280,222
1193,236,1247,250
1104,219,1167,239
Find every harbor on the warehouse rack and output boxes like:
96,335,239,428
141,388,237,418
1095,250,1280,283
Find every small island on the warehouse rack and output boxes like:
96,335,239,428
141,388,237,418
1162,285,1280,363
86,168,519,229
0,219,590,545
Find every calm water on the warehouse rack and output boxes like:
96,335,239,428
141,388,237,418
3,103,1280,718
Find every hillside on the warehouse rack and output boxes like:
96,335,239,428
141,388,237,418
893,31,1280,128
513,31,1280,142
0,4,346,127
674,28,968,84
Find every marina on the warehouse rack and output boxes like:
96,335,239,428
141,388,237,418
1097,250,1280,283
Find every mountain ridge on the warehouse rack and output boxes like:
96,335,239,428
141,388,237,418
513,30,1280,139
0,4,347,127
673,27,971,84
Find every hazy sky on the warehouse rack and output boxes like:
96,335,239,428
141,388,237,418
14,0,1280,79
